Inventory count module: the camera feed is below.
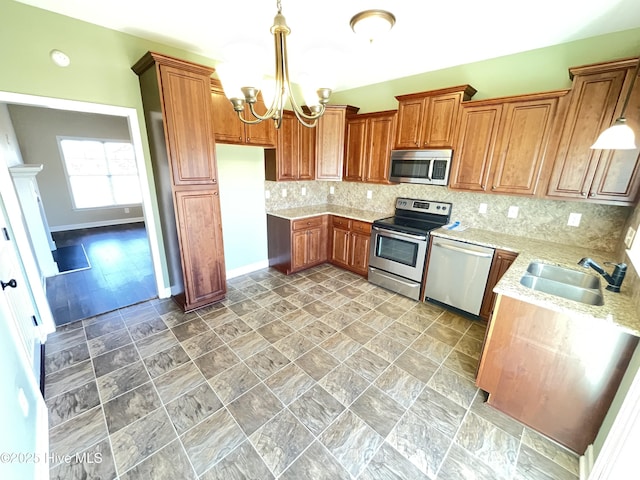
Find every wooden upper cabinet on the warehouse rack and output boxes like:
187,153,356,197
450,103,502,191
210,79,276,147
316,105,359,180
547,58,640,205
451,91,568,196
344,110,397,183
265,111,316,181
158,64,219,186
395,85,476,149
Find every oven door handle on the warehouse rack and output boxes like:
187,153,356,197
433,241,494,258
372,226,427,241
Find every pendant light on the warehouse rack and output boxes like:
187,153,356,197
591,56,640,150
220,0,331,129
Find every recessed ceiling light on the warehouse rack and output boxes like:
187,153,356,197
50,49,70,67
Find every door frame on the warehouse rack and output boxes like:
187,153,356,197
0,91,169,334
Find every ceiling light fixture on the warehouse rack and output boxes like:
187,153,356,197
50,49,70,67
591,56,640,150
350,9,396,43
221,0,331,129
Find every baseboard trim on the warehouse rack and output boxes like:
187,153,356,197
580,444,594,479
50,217,145,232
227,260,270,279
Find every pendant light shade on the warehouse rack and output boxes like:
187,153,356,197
590,118,637,150
591,56,640,150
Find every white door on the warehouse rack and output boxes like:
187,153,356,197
0,198,40,372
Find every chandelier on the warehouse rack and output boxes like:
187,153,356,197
222,0,331,129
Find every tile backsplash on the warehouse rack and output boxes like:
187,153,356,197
265,180,631,254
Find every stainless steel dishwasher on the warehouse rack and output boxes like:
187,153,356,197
424,237,495,316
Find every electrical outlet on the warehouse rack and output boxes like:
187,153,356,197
281,188,287,198
625,227,636,249
265,190,270,199
367,190,373,199
567,212,581,227
301,187,306,196
507,206,518,218
479,203,487,214
329,186,335,195
124,207,130,213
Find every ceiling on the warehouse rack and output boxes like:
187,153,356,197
16,0,640,92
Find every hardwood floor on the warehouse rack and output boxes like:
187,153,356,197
46,223,157,325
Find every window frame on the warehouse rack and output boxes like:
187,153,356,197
56,136,143,210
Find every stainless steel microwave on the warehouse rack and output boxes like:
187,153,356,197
388,149,453,186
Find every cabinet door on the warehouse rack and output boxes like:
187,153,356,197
210,83,246,145
395,97,425,149
331,226,351,268
344,117,367,182
349,230,371,276
316,106,356,180
491,98,559,195
306,226,325,265
422,93,461,148
245,96,276,147
174,188,226,309
450,104,502,191
161,65,218,185
547,70,627,199
276,112,298,180
291,230,308,271
587,70,640,204
365,113,396,183
298,122,316,180
479,249,518,321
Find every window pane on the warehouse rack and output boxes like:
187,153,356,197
111,176,142,205
61,139,108,175
69,176,114,208
105,143,137,174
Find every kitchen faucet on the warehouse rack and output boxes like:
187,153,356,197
577,258,627,292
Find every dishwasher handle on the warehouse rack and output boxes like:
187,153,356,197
433,241,494,258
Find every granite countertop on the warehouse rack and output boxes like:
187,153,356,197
267,204,391,224
430,228,639,337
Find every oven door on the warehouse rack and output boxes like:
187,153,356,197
368,226,428,282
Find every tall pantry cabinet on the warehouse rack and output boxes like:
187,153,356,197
132,52,226,311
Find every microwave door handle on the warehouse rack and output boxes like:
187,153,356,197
427,159,434,181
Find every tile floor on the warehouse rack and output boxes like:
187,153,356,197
46,223,156,325
44,264,580,479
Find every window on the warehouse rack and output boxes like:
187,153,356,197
58,138,142,209
627,224,640,271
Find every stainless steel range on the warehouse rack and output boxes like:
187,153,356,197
368,198,452,300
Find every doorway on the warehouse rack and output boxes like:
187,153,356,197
0,91,168,331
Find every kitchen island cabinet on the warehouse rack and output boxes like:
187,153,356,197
546,57,640,205
267,214,328,274
394,85,476,149
450,90,568,196
329,216,372,276
265,110,316,181
315,105,359,180
476,293,638,454
133,52,226,311
344,110,396,184
210,79,276,147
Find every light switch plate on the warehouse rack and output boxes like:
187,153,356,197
367,190,373,199
281,189,287,198
479,203,487,214
625,227,636,249
329,186,335,195
568,212,581,227
507,206,518,218
301,187,306,196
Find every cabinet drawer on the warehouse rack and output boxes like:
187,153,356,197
292,215,325,231
331,216,352,229
351,220,372,234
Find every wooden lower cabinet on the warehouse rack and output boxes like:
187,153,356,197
329,216,371,276
267,214,328,275
479,249,518,320
476,294,638,454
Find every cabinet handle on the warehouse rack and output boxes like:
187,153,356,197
482,185,486,190
581,192,587,197
247,137,250,142
214,191,219,196
589,192,596,198
491,185,496,191
414,141,419,146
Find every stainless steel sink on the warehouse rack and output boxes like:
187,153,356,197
520,262,604,306
526,262,601,289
